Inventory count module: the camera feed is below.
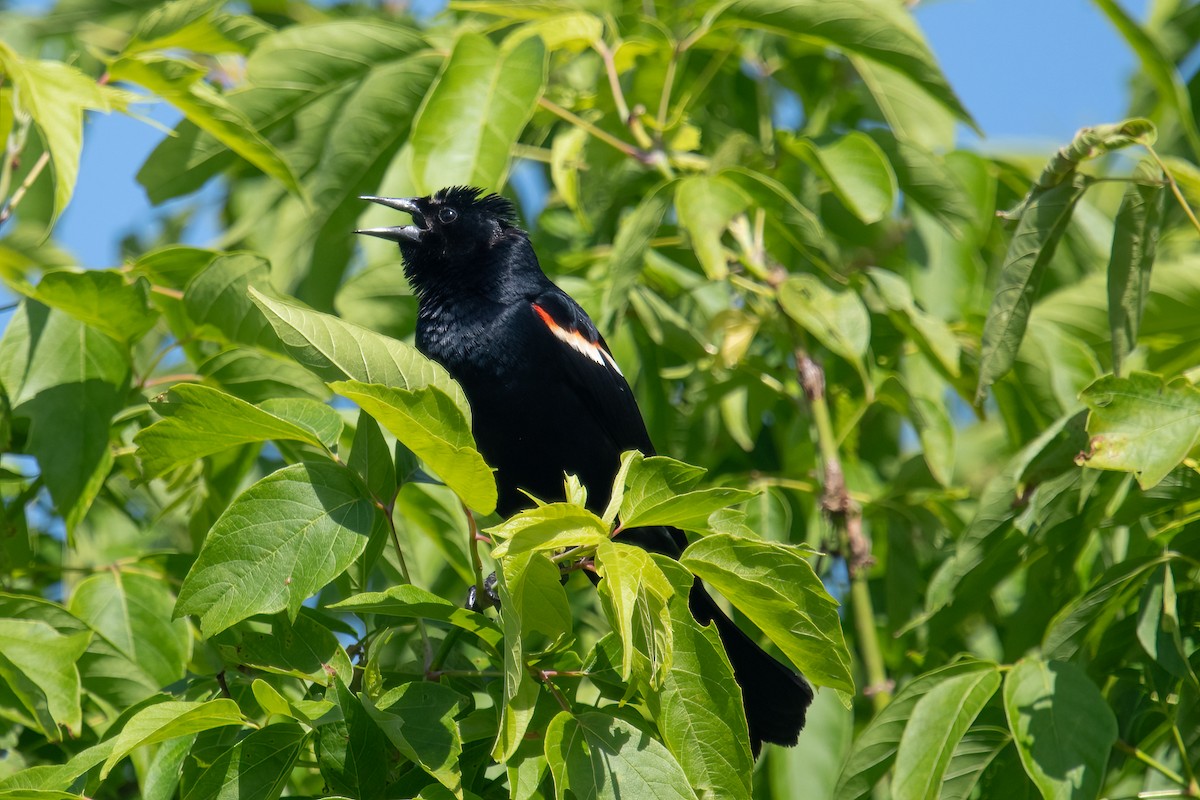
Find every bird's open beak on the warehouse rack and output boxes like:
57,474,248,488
355,196,427,243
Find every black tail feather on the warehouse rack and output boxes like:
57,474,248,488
689,582,813,756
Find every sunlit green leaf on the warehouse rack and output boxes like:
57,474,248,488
101,699,244,778
109,53,303,200
545,711,698,800
892,665,1001,800
682,534,852,695
976,174,1089,403
176,462,381,635
410,32,546,194
1003,659,1116,800
330,380,496,514
136,383,331,478
1078,372,1200,488
1108,162,1164,375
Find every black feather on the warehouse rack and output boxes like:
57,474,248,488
376,185,813,754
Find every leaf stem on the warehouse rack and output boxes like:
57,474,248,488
793,348,890,710
381,498,432,670
0,150,49,227
533,667,572,712
1116,739,1189,787
1170,723,1200,795
1145,143,1200,237
538,97,650,164
594,40,632,125
464,502,493,610
655,43,680,133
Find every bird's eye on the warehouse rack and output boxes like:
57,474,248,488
438,207,458,224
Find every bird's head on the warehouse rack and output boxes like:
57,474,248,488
356,186,528,299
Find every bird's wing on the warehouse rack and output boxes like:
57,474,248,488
528,288,656,458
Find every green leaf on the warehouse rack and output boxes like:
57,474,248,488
976,174,1089,403
347,410,397,504
317,681,390,798
0,739,115,792
777,274,871,372
330,380,496,514
493,552,560,762
674,175,749,279
681,534,853,695
333,264,418,341
21,270,158,343
650,561,753,800
504,11,603,51
941,726,1012,800
612,451,756,532
365,683,465,796
1136,563,1196,682
866,268,960,379
251,680,335,724
258,397,343,446
180,722,306,800
1007,121,1154,217
1003,659,1117,800
0,619,91,740
327,584,502,651
139,20,425,203
853,56,956,151
595,541,677,687
716,0,973,126
545,711,699,800
784,132,897,224
135,383,332,478
67,571,190,691
0,42,116,224
892,665,1001,800
1107,162,1164,375
249,288,470,418
487,503,610,558
550,126,588,212
122,0,260,58
409,32,546,194
268,52,439,303
183,253,280,350
1042,556,1166,660
198,348,331,404
1077,372,1200,489
101,699,244,778
1093,0,1200,159
599,189,670,328
833,660,998,800
864,131,974,237
0,303,129,535
176,462,381,635
109,53,303,200
215,611,353,686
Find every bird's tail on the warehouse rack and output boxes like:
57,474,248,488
688,581,813,756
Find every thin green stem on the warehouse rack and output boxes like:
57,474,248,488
464,502,492,611
382,500,432,669
1170,724,1200,795
0,150,49,227
1145,143,1200,237
594,40,632,125
655,43,680,133
538,97,648,163
1116,740,1189,787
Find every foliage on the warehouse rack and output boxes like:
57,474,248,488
0,0,1198,798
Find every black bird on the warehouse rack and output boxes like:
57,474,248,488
357,185,812,753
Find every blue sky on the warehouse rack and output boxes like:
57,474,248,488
54,0,1149,267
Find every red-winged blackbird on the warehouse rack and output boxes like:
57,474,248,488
357,186,812,753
